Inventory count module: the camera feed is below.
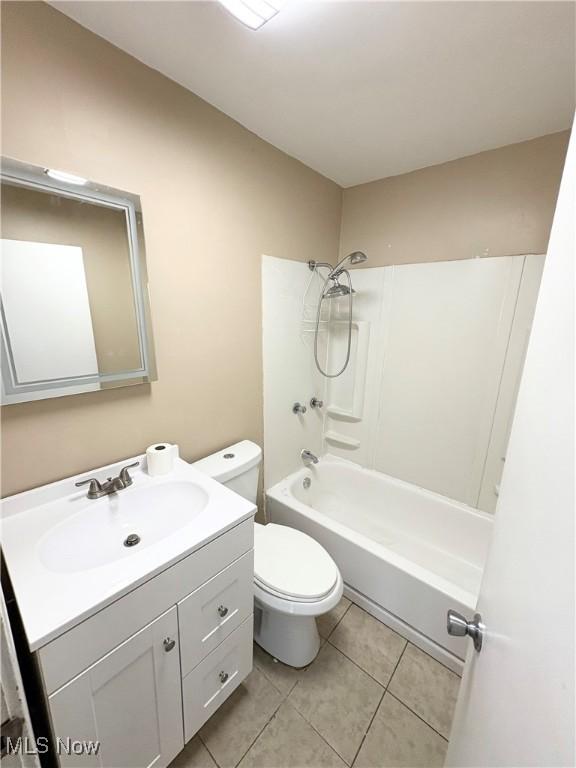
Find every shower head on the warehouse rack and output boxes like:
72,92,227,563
323,281,355,299
330,251,368,278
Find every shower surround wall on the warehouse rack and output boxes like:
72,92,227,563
261,256,327,489
262,254,544,512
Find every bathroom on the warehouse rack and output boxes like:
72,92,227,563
0,1,574,767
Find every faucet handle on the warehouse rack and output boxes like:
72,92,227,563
75,478,103,498
119,461,139,487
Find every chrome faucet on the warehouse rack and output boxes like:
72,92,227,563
301,449,319,466
75,462,140,499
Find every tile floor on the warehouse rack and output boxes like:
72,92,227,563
171,598,461,768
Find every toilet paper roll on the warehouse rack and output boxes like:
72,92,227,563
146,443,179,476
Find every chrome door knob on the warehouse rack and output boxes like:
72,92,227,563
219,671,229,684
447,609,485,652
217,605,229,618
163,637,176,652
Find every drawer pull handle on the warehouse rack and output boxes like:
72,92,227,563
163,637,176,652
218,605,229,618
219,671,229,684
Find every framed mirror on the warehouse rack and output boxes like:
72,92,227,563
0,158,157,404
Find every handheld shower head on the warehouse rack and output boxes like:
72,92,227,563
330,251,368,278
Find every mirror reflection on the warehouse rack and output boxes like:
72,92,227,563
0,159,156,404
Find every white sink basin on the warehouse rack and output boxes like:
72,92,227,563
39,481,209,573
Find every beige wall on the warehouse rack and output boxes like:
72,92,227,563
340,131,569,266
0,2,342,496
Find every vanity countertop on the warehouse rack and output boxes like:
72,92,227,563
1,456,255,651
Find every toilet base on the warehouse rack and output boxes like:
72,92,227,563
254,603,321,668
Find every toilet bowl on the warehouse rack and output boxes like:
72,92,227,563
192,441,343,667
253,521,343,666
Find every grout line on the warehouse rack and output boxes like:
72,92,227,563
386,640,407,690
325,636,405,689
197,668,285,768
283,699,351,767
349,643,408,766
348,597,462,678
253,645,309,700
233,697,285,768
415,643,463,679
283,597,354,702
320,597,352,642
387,691,449,743
350,687,385,767
396,634,462,678
198,733,220,767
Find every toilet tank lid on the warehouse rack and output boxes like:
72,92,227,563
191,440,262,483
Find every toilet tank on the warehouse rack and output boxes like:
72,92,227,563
191,440,262,503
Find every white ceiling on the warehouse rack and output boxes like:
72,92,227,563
51,0,575,187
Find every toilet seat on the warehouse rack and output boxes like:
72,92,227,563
254,523,338,602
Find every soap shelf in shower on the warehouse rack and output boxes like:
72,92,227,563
326,406,362,423
324,431,360,449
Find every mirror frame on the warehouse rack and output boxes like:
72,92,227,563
0,157,157,405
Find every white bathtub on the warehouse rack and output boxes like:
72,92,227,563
266,455,493,668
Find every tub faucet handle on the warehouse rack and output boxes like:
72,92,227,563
310,397,324,409
293,402,307,414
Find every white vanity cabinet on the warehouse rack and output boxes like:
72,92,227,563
48,607,182,768
37,520,254,768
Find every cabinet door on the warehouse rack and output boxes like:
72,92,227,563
48,607,183,768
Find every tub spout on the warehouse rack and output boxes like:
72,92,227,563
301,449,319,466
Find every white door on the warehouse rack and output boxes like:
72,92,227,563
446,128,575,766
49,607,183,768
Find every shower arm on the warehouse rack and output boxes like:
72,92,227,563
309,252,364,280
308,260,334,274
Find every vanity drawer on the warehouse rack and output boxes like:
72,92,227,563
178,550,253,677
182,616,253,742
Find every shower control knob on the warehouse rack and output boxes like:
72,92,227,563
310,397,324,409
447,609,485,652
292,402,307,414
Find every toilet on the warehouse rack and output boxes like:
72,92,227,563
192,440,343,668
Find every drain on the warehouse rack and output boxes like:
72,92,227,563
124,533,141,547
303,477,311,489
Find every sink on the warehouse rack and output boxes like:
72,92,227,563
39,481,209,573
1,454,255,650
